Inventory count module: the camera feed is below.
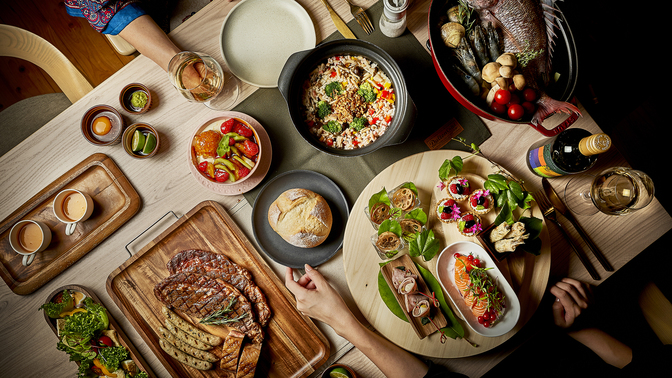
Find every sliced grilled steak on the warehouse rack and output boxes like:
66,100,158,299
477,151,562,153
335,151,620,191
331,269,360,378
154,272,263,344
166,250,272,326
220,330,245,377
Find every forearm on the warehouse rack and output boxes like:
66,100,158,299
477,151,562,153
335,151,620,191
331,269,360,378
118,15,181,71
336,317,428,378
568,328,632,368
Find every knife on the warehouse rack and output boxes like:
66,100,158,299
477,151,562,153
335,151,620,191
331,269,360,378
318,0,357,39
542,178,614,272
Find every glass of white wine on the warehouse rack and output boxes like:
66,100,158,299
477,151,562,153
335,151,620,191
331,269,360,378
168,51,240,111
564,167,655,216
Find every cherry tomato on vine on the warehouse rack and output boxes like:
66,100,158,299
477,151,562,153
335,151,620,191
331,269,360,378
523,88,537,102
522,101,535,114
490,101,506,115
494,89,511,105
508,104,525,120
507,93,521,106
473,258,481,267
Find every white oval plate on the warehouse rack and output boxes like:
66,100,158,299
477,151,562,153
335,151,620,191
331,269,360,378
435,241,520,337
219,0,316,88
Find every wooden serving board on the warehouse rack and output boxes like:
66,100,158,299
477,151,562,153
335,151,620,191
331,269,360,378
343,150,551,357
43,285,156,378
0,153,141,295
106,200,329,378
380,254,447,339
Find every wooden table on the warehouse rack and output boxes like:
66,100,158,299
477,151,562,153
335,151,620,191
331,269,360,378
1,0,670,377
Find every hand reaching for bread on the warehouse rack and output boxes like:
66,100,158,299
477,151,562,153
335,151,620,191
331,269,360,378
268,188,333,248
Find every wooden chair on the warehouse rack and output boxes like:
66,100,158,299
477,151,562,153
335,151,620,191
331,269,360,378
0,24,93,103
105,34,136,56
639,282,672,345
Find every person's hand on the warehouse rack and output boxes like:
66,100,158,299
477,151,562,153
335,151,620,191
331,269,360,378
550,277,593,329
284,264,356,334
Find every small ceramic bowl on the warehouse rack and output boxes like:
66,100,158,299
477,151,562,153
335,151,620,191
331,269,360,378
81,105,125,146
190,116,263,185
321,364,357,378
122,123,160,159
119,83,152,113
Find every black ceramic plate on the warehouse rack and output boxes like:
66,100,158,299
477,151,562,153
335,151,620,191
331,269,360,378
251,170,349,268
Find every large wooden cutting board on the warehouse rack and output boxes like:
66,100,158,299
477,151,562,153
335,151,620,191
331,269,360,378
343,150,551,357
106,201,329,378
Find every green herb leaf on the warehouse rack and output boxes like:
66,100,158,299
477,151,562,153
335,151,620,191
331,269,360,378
368,188,390,211
377,266,407,321
378,219,402,238
39,290,73,318
438,156,464,181
409,229,440,261
98,345,129,372
404,208,427,224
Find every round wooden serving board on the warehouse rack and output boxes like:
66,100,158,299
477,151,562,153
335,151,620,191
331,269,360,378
342,150,551,358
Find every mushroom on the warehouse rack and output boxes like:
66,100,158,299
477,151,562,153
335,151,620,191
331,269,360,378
496,52,517,68
441,22,465,48
481,62,501,83
447,6,461,23
513,74,526,90
495,76,510,90
499,65,514,78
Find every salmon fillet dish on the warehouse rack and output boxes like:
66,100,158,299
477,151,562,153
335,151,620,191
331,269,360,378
454,253,505,328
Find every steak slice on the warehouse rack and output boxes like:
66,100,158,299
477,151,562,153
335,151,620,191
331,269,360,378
220,330,245,377
166,250,272,326
154,272,263,344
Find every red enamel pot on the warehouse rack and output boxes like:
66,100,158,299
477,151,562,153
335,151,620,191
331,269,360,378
427,0,579,136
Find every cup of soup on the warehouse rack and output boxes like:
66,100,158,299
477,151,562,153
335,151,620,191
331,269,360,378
52,189,94,236
9,220,52,266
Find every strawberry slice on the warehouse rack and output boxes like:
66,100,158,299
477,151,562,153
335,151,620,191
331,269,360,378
238,167,251,178
221,119,235,134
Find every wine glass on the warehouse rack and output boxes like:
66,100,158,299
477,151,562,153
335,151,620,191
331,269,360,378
168,51,240,111
564,167,655,216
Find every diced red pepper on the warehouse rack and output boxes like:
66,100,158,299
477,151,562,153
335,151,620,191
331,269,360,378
330,71,337,77
384,115,392,123
371,117,379,125
368,108,375,115
381,90,389,98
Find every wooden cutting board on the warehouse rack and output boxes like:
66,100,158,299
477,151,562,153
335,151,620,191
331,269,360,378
0,153,141,295
343,150,551,357
106,201,329,378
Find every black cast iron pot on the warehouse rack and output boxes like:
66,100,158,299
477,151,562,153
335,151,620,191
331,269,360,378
278,39,417,157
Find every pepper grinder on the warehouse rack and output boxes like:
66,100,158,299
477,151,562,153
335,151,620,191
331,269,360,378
379,0,410,38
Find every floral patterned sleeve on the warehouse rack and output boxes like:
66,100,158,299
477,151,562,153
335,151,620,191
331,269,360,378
64,0,142,34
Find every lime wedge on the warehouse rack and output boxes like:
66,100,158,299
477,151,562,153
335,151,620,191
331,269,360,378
329,367,351,378
142,132,157,154
131,130,146,152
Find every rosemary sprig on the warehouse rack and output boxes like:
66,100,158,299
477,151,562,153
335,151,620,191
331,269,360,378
199,298,248,325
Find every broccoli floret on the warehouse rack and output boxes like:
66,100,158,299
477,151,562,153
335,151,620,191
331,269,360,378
325,81,343,98
357,82,376,102
322,121,342,134
350,117,367,131
317,101,331,119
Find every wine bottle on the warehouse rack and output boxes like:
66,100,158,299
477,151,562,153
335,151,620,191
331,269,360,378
527,128,611,177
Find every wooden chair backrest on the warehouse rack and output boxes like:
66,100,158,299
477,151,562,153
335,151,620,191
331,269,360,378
0,24,93,103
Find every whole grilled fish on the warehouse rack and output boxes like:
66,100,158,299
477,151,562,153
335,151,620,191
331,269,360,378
466,0,580,125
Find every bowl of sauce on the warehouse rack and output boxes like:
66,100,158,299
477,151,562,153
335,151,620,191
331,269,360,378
119,83,152,114
81,105,125,146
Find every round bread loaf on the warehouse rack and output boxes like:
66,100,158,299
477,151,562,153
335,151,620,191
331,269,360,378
267,188,333,248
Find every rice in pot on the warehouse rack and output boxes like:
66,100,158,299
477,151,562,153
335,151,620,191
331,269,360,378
302,55,396,150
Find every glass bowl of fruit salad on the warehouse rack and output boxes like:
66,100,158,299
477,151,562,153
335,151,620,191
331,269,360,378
190,114,263,185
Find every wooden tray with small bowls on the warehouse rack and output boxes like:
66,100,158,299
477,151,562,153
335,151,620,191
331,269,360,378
43,284,156,377
106,200,329,378
0,153,141,295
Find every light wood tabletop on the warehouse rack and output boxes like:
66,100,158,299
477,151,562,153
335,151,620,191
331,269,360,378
1,1,670,377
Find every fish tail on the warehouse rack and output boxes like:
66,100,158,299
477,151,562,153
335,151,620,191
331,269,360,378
532,93,581,126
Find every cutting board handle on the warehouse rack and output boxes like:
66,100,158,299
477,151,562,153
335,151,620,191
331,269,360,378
124,211,179,257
